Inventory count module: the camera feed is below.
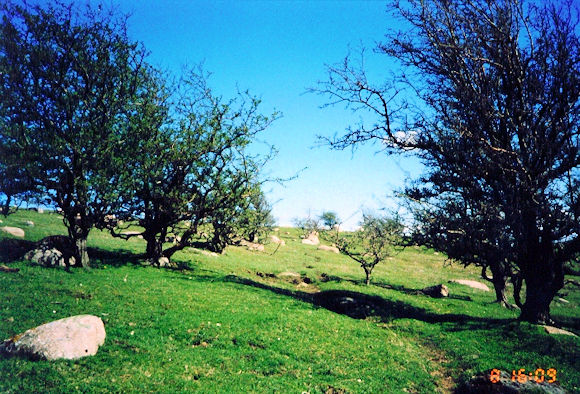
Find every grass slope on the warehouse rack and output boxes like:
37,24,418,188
0,211,578,393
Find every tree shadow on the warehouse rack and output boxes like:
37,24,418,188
0,238,195,271
319,273,472,301
222,275,509,331
0,238,36,262
87,247,146,268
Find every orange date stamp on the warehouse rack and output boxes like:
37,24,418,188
489,368,558,384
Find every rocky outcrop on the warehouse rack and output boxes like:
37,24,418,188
301,231,320,245
24,235,77,268
0,315,106,360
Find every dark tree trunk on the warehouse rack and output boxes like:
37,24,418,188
145,233,164,266
488,262,515,308
518,229,564,323
364,267,372,286
1,195,12,216
74,237,89,268
520,264,564,324
67,214,91,268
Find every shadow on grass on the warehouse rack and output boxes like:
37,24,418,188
320,273,473,301
222,275,509,331
0,238,196,272
87,247,145,267
0,238,36,262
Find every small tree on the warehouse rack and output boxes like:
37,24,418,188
233,185,276,243
293,212,322,237
337,214,403,285
320,211,340,230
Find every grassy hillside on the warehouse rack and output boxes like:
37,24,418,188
0,210,578,393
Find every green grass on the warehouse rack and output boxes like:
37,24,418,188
1,210,579,393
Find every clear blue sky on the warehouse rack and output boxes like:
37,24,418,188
115,0,423,230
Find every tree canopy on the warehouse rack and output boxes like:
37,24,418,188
0,0,147,267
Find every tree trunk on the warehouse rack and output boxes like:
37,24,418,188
68,217,90,268
488,262,515,308
75,236,89,268
1,194,12,216
145,234,164,266
519,276,555,324
364,268,371,286
517,237,564,324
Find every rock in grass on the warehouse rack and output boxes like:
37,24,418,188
421,284,449,298
0,226,25,238
24,235,77,268
239,239,265,252
544,326,577,337
270,235,285,246
317,244,339,254
0,315,106,360
301,231,320,245
449,279,490,291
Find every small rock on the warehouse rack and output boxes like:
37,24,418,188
0,226,25,238
317,245,339,254
199,249,218,257
301,231,320,245
278,271,301,279
0,315,106,360
157,257,173,267
240,239,264,252
449,279,490,291
121,231,141,236
270,235,285,246
24,220,34,227
544,326,577,337
422,284,449,298
36,208,44,214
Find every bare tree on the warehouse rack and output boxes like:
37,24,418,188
314,0,580,323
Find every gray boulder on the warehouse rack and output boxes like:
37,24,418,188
0,226,25,238
24,235,77,267
0,315,106,360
